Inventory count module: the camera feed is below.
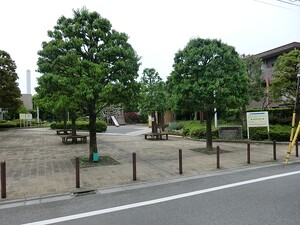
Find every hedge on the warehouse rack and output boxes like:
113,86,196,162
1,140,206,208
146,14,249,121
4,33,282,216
50,120,107,132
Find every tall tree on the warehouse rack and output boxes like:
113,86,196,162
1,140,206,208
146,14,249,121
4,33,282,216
139,68,167,132
270,50,300,105
0,50,22,110
241,54,264,125
168,38,249,150
37,7,140,161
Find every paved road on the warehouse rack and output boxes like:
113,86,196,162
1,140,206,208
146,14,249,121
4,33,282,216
2,162,300,225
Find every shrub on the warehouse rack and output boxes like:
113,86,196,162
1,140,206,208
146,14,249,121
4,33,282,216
168,121,185,131
50,120,107,132
0,121,19,128
124,112,140,123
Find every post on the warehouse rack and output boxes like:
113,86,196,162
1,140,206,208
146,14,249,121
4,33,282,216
296,138,299,157
133,153,137,181
179,149,183,174
273,140,277,160
247,142,251,164
1,161,6,199
217,146,220,169
75,157,80,188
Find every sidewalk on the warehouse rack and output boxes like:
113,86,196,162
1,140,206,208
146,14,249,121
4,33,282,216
0,125,297,202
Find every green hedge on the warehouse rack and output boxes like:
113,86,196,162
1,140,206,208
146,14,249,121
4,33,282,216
173,120,292,141
50,120,107,132
0,121,19,128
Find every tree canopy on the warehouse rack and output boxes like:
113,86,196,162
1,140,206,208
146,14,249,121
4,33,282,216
167,38,250,150
270,49,300,105
139,68,166,114
36,7,140,160
0,50,21,110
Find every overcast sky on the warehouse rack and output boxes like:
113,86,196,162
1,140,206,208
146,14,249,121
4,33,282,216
1,0,300,94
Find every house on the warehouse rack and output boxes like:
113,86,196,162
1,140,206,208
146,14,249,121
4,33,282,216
250,42,300,108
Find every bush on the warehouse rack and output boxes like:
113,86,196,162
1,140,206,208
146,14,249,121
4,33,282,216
50,120,107,132
168,121,185,131
0,120,19,128
124,112,140,124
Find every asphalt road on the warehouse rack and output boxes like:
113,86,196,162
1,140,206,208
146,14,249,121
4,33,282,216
2,163,300,225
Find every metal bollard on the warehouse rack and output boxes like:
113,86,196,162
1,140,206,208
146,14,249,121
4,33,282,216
273,140,277,161
247,142,250,164
75,157,80,188
179,149,183,174
1,161,6,199
217,146,220,169
133,153,137,181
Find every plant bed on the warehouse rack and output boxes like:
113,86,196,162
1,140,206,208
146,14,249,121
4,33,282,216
71,155,120,168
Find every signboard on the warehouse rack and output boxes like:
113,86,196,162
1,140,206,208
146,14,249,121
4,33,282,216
246,111,269,140
19,113,33,127
246,111,269,127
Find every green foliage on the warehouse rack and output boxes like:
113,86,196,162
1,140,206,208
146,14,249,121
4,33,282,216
0,50,22,109
0,120,19,128
50,120,107,132
139,68,167,114
245,125,290,141
270,49,300,104
168,121,185,131
241,54,264,102
37,7,140,156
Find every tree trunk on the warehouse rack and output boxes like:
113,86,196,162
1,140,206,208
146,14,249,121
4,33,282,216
205,110,214,151
63,110,68,134
88,101,98,162
70,111,77,143
151,112,157,133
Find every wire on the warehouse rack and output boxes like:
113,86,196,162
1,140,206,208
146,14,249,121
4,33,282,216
277,0,300,6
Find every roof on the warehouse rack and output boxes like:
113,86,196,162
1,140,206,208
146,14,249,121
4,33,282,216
254,42,300,60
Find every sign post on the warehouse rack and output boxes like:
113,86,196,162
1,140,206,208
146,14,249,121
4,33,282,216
246,111,269,140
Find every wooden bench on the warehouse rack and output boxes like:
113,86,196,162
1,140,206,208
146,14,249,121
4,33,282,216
144,132,168,140
61,135,88,144
56,129,72,135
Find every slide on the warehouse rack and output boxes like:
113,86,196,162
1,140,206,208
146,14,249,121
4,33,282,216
111,116,120,127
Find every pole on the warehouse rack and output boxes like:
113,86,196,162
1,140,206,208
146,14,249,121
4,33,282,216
179,149,183,174
247,142,250,164
1,161,6,199
133,153,137,181
75,157,80,188
296,138,299,157
273,140,277,161
217,146,220,169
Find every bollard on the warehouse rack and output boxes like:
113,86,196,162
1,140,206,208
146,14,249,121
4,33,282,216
296,138,299,157
217,146,220,169
133,153,137,181
247,142,250,164
1,161,6,199
273,140,277,161
179,149,183,174
75,157,80,188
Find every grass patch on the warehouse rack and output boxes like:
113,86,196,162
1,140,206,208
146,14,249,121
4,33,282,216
71,155,120,168
190,147,231,155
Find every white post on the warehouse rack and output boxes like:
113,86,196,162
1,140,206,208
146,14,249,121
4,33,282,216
37,107,40,123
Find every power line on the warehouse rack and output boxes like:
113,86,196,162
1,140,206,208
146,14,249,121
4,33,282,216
277,0,300,7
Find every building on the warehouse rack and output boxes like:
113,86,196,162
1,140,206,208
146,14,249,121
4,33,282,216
250,42,300,108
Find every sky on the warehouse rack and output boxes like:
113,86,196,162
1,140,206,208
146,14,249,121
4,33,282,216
1,0,300,95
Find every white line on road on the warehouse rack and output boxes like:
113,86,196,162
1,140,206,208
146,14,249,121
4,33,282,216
21,170,300,225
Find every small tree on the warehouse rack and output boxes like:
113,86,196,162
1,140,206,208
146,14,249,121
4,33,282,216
168,38,250,150
0,50,22,110
139,68,167,132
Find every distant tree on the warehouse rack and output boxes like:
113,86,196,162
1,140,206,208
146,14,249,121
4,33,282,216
270,50,300,106
37,7,140,161
139,68,167,131
240,54,264,125
0,50,22,110
168,38,250,150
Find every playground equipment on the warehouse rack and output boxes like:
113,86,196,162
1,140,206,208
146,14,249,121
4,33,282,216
102,106,125,126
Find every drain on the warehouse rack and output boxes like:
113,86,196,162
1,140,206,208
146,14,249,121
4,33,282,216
72,189,97,197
